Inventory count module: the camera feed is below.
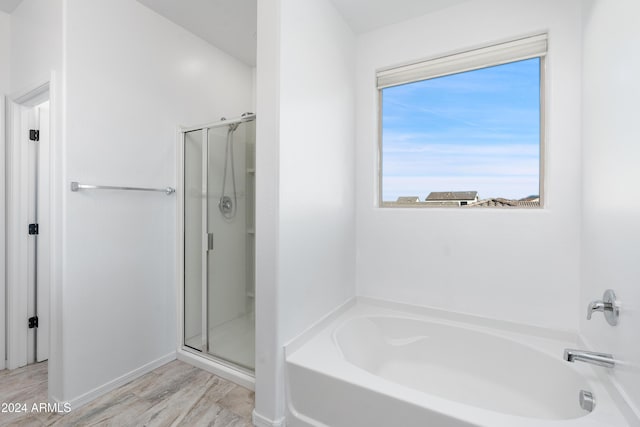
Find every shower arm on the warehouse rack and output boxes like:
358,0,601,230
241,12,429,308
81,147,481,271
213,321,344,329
181,113,255,133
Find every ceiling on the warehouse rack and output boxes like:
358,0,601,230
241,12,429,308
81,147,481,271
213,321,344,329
0,0,22,14
137,0,469,67
3,0,469,66
330,0,471,33
137,0,257,66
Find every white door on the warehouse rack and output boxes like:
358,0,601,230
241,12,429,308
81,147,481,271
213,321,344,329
26,104,37,364
24,101,50,364
6,88,51,370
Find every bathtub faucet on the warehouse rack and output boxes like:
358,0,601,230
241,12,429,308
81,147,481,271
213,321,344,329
563,349,615,368
586,300,608,319
586,289,619,326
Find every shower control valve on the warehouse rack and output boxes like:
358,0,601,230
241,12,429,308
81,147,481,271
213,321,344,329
587,289,619,326
219,196,233,215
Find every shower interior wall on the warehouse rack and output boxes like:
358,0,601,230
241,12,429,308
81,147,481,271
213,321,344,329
206,124,255,331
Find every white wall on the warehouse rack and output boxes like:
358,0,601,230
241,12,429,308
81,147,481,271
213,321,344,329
63,0,253,402
581,0,640,418
254,0,356,423
9,0,63,95
278,0,356,349
8,0,64,400
0,9,9,371
355,0,583,330
0,11,8,89
254,0,282,422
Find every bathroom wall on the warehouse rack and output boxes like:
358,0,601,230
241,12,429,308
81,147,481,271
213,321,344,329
355,0,583,330
9,0,63,95
0,9,9,371
278,0,356,353
8,0,64,400
581,0,640,418
0,11,8,90
254,0,281,421
63,0,253,402
254,0,356,423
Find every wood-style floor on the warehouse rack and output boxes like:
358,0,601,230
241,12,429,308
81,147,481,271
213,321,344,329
0,360,254,427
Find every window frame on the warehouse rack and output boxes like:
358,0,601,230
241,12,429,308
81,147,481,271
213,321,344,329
377,35,547,209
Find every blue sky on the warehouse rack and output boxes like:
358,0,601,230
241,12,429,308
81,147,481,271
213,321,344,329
382,58,540,201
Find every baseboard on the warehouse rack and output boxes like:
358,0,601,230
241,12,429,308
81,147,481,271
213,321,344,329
64,351,176,410
253,409,286,427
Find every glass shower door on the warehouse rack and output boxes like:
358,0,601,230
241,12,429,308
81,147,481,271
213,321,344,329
206,122,255,371
183,120,255,372
184,129,207,352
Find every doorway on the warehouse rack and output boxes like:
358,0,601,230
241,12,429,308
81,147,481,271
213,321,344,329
5,85,51,370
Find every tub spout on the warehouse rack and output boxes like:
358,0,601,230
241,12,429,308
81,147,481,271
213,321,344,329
563,349,615,368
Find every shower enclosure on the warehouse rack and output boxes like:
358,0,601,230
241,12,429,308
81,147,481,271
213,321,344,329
180,114,255,376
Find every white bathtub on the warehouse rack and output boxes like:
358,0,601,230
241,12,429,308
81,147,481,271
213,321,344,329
285,299,630,427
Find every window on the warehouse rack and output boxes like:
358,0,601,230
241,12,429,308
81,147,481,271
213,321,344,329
378,34,546,208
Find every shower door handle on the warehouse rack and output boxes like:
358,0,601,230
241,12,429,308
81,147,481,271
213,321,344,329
207,233,214,251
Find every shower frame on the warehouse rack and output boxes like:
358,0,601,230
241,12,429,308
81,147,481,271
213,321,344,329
175,114,256,390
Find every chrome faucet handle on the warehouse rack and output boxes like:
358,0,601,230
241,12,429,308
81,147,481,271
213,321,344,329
587,300,607,320
586,289,619,326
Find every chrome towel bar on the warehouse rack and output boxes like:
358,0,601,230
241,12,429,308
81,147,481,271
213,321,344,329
70,181,175,195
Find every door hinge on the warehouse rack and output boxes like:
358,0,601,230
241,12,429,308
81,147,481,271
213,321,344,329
29,129,40,142
28,223,39,235
28,316,38,329
207,233,214,251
